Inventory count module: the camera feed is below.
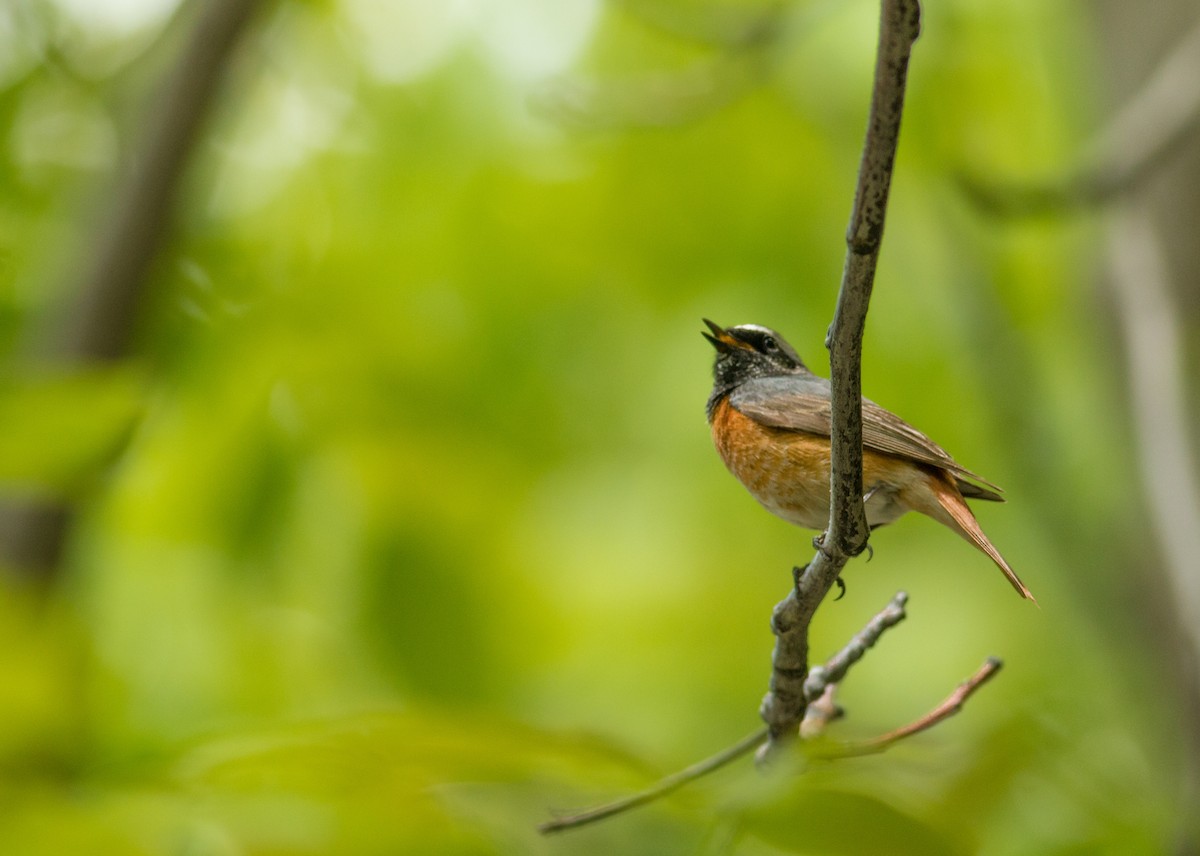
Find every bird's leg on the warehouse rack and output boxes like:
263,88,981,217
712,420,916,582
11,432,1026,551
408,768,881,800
811,485,888,597
860,486,879,562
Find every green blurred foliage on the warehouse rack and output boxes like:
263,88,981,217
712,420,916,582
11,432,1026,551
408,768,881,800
0,0,1194,853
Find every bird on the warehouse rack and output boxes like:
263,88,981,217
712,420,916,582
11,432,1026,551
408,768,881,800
702,319,1034,601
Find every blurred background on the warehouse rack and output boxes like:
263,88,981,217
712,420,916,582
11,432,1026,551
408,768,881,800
1,0,1198,853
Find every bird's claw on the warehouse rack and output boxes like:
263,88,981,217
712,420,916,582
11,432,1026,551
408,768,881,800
833,577,846,600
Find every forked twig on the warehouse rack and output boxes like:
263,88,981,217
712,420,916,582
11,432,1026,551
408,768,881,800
540,652,1003,833
540,592,918,833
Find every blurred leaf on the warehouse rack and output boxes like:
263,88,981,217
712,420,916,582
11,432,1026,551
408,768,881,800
737,786,963,856
0,709,710,856
0,365,143,495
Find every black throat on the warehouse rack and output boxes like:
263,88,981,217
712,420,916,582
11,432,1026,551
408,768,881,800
706,355,796,421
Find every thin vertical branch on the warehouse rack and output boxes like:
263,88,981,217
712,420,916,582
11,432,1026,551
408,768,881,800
757,0,921,758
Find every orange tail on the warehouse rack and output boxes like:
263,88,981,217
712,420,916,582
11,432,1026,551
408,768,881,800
909,472,1036,603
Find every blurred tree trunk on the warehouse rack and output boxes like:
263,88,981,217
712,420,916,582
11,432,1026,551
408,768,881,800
1096,1,1200,319
1095,0,1200,845
0,0,268,583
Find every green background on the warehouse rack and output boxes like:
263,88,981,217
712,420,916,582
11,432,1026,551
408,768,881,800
0,0,1194,853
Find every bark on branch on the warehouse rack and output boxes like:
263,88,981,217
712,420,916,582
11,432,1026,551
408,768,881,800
757,0,921,759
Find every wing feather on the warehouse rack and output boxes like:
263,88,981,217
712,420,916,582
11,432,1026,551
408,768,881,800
728,375,1003,500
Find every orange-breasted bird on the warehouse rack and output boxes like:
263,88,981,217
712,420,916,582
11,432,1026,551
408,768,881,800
703,319,1034,601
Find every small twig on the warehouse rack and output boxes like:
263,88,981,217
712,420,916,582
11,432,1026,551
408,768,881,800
799,684,844,739
804,591,908,703
538,728,767,834
539,592,911,832
963,17,1200,215
758,0,920,759
538,653,1003,834
812,657,1003,760
800,591,906,738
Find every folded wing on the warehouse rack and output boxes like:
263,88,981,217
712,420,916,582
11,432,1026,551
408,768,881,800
729,375,1004,502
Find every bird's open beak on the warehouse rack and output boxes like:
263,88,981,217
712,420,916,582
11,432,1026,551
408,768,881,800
702,318,742,353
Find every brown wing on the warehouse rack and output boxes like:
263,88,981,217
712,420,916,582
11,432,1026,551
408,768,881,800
728,375,1004,500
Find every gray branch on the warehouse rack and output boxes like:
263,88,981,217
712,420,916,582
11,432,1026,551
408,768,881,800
757,0,920,759
804,590,908,701
800,591,908,738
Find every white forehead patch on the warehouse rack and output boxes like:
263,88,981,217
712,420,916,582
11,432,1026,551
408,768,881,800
732,324,775,336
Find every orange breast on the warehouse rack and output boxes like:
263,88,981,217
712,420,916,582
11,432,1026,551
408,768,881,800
709,395,923,530
710,396,833,528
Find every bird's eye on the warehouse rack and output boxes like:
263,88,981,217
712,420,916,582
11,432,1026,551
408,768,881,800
762,336,778,353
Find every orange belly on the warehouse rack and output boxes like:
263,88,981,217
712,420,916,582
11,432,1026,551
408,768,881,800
709,397,923,530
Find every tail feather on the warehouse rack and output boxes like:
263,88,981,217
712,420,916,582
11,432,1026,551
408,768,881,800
911,472,1036,603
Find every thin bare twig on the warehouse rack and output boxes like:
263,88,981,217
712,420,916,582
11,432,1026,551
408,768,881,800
812,657,1003,760
758,0,921,759
538,729,768,834
538,652,1003,834
804,590,908,702
800,591,907,737
799,683,844,739
540,591,912,832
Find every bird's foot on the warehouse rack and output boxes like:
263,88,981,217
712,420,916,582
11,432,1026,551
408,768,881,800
792,563,809,594
833,577,846,601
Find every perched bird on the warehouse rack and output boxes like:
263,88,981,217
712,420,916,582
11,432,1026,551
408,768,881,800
703,319,1034,601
